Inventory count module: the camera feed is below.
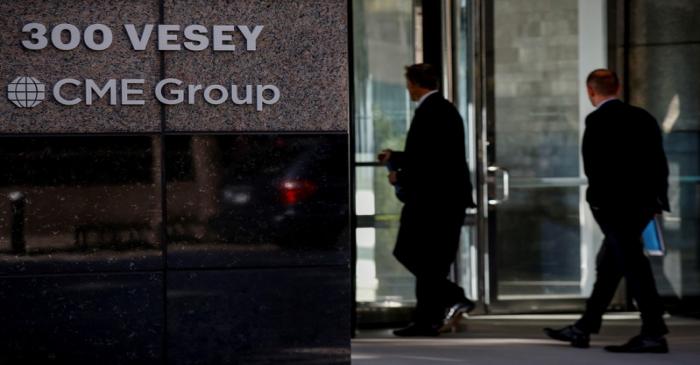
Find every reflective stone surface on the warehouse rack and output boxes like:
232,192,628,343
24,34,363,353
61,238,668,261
628,44,700,132
628,3,700,302
0,136,163,274
0,132,351,364
168,267,351,365
166,134,350,269
0,273,164,364
630,0,700,45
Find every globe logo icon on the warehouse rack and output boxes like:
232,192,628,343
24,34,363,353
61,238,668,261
7,76,45,108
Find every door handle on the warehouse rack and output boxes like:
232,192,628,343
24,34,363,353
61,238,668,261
487,166,510,205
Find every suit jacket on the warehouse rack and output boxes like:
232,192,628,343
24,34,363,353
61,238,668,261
582,99,670,212
391,92,475,271
390,92,476,210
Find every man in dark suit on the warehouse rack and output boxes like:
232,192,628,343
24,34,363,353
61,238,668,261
545,69,670,353
379,63,476,337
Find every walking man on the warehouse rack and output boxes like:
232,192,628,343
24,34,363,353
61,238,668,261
379,63,476,337
545,69,670,353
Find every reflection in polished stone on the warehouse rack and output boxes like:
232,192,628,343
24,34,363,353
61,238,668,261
166,134,349,268
0,136,162,274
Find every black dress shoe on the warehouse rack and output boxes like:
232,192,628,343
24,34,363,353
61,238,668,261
604,335,669,353
393,323,440,337
440,300,476,332
543,325,590,348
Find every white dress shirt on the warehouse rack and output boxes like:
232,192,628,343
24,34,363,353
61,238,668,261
416,90,439,108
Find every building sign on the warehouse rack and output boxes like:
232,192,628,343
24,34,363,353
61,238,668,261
11,23,279,110
21,23,265,52
0,0,348,133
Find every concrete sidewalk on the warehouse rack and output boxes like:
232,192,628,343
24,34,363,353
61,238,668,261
352,314,699,364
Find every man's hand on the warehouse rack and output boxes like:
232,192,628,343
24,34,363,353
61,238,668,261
388,171,398,185
378,149,393,165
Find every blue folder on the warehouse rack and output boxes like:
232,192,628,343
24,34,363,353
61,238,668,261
642,216,665,256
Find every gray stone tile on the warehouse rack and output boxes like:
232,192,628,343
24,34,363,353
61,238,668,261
354,316,700,365
163,0,349,132
0,0,162,133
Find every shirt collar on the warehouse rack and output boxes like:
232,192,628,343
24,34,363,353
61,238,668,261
417,90,439,107
596,97,619,109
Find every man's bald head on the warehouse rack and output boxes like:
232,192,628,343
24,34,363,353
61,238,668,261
586,69,620,97
586,69,620,107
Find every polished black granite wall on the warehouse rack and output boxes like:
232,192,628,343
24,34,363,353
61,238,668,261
0,134,351,364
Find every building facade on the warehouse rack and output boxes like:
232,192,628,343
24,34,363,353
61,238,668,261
0,0,698,364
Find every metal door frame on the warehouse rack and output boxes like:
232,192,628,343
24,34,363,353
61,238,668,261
468,0,598,314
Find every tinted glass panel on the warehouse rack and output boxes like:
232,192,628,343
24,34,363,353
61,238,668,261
496,187,582,297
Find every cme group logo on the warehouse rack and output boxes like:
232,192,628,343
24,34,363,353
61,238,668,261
7,76,45,108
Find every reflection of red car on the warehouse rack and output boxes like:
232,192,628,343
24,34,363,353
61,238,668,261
209,135,348,247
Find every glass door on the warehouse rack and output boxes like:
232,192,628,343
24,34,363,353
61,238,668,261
352,0,419,322
449,0,480,305
478,0,609,312
353,0,699,320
